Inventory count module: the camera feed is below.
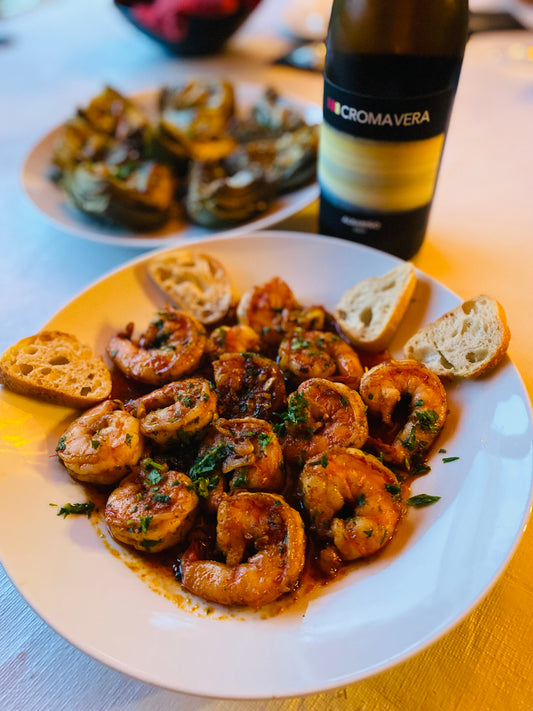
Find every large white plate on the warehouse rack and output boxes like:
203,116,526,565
1,231,532,698
21,86,321,249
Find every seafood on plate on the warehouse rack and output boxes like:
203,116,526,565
300,448,403,573
359,359,448,469
56,399,144,485
107,307,206,386
48,260,459,610
180,491,306,608
104,459,199,553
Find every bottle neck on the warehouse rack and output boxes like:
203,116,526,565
326,0,469,57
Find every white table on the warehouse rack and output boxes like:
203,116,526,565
1,1,533,709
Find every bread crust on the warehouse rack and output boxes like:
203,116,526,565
147,250,232,324
403,295,510,378
0,330,112,408
334,262,417,352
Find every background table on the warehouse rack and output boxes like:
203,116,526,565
1,1,532,709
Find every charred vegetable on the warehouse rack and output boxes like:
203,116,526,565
230,87,308,142
185,149,273,228
51,87,150,177
245,124,319,193
78,86,150,143
61,160,175,230
150,80,237,169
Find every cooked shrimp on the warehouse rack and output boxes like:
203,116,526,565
105,459,199,552
236,276,299,349
280,378,368,465
212,352,286,419
205,324,261,359
107,307,206,386
236,277,328,352
278,328,364,388
300,448,402,562
180,491,306,607
56,399,144,485
125,377,217,446
359,359,448,468
192,417,284,510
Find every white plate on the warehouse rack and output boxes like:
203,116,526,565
0,231,532,699
20,86,321,249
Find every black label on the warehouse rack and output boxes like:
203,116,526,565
323,76,454,142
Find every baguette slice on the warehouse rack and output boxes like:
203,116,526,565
403,295,510,378
147,250,232,325
0,330,112,407
334,262,417,352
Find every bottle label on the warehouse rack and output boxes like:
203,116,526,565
323,76,454,141
318,78,453,214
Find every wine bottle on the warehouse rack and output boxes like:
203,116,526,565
318,0,469,259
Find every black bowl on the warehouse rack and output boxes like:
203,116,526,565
115,0,259,56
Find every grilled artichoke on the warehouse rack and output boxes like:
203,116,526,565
244,124,319,193
51,87,150,178
150,79,237,170
185,149,273,228
61,160,175,230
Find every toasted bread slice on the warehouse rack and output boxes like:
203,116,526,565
147,250,232,325
334,262,417,352
403,295,510,378
0,330,112,407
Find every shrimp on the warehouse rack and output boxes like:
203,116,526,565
236,276,327,351
359,359,448,468
107,307,207,386
236,276,300,349
105,459,199,553
300,448,402,562
278,328,364,389
280,378,368,465
212,352,286,419
56,399,144,485
180,491,306,607
205,324,261,360
125,377,217,447
191,417,284,510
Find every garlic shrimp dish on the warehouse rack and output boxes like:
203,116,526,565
54,267,452,612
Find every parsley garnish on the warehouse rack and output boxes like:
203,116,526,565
188,442,231,497
406,494,441,508
284,391,309,425
57,502,95,518
385,483,402,500
415,409,440,433
139,515,153,532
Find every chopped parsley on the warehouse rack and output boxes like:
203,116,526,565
385,483,402,500
415,409,440,433
57,502,95,518
406,494,441,508
279,391,310,432
188,442,231,497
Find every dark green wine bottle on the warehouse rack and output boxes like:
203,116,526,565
318,0,469,259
